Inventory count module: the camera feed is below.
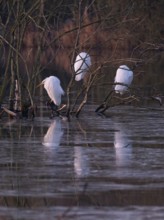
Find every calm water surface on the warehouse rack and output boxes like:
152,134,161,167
0,105,164,219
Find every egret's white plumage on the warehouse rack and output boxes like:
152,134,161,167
74,52,91,81
114,65,133,94
41,76,64,106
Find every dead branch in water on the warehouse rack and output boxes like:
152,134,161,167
75,64,102,117
2,107,17,117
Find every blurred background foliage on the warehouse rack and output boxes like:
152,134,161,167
0,0,163,45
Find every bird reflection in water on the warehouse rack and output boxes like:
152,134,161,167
114,122,132,167
73,120,90,178
42,118,63,148
74,146,90,177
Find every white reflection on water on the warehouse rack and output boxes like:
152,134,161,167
73,120,90,178
74,146,90,177
114,122,132,167
42,118,64,148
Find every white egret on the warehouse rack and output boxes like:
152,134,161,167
39,76,64,107
114,65,133,94
74,52,91,81
95,65,133,113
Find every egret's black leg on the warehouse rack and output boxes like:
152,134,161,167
46,100,59,118
95,103,105,113
95,90,114,113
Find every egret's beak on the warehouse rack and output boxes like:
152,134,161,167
36,81,43,88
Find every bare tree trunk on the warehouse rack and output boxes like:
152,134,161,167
9,50,15,111
66,0,83,118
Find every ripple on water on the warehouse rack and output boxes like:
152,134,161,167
0,106,164,219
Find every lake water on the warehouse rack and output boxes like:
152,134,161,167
0,104,164,220
0,48,164,219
